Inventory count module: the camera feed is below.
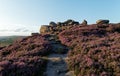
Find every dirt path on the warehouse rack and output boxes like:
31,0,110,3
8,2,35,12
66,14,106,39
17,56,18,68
44,35,75,76
45,54,68,76
44,54,75,76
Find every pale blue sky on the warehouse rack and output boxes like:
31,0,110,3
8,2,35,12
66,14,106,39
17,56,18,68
0,0,120,36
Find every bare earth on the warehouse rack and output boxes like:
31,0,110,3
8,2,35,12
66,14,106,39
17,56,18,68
45,54,75,76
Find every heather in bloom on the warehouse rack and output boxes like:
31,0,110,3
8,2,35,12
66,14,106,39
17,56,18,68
0,34,52,76
59,24,120,76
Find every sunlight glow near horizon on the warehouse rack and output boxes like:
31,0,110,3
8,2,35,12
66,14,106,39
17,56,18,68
0,0,120,36
0,24,40,36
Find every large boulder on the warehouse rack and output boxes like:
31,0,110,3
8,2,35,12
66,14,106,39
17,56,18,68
57,22,61,25
64,19,74,24
81,20,87,25
31,33,39,36
70,21,79,25
49,21,57,27
40,25,50,33
96,20,109,24
64,19,79,25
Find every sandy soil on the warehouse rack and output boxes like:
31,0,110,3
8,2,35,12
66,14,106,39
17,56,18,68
45,54,68,76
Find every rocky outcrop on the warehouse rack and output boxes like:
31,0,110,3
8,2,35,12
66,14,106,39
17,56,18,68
64,19,73,24
40,25,50,33
31,33,39,36
96,20,109,24
81,20,87,25
63,19,79,25
40,20,79,34
49,21,57,27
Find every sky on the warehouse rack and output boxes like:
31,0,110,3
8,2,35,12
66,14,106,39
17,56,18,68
0,0,120,36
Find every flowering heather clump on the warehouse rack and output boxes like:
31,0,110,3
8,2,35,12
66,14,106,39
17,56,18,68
0,34,52,76
0,57,46,76
59,24,120,76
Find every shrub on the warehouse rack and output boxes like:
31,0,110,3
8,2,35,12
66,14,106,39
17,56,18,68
59,24,120,76
0,34,52,76
106,24,120,33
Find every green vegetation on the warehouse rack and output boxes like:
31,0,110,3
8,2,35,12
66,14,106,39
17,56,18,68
0,36,25,47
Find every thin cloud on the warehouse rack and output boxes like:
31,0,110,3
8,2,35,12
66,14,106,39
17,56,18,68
0,27,34,33
14,28,31,32
23,29,30,32
0,28,31,32
0,24,39,36
0,29,9,32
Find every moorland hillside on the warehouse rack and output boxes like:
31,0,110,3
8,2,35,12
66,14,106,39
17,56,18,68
0,19,120,76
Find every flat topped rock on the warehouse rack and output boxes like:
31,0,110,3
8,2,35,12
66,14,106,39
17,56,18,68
40,25,50,33
49,21,57,26
96,19,109,24
31,33,39,36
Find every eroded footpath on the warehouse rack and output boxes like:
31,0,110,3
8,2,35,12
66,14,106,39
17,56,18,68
43,35,75,76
